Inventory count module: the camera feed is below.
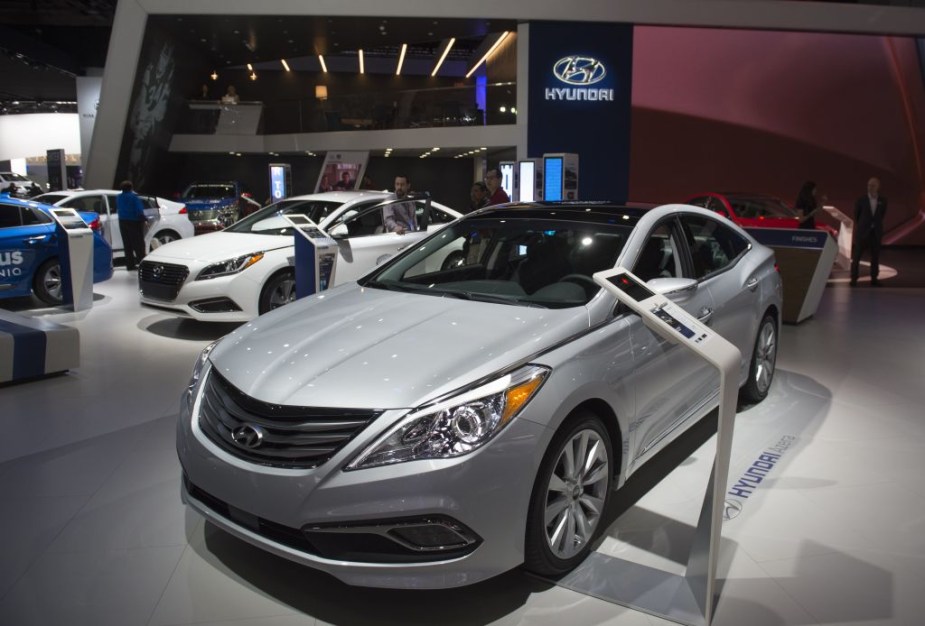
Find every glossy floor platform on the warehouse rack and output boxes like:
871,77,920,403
1,250,923,626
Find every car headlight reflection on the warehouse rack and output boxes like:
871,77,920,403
185,340,219,404
349,365,549,470
196,252,264,280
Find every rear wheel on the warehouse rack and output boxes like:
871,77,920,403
258,270,296,314
741,313,777,403
150,229,181,251
524,411,612,577
33,258,63,305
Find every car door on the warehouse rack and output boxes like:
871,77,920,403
0,202,54,297
678,213,756,379
626,218,718,462
62,194,119,250
330,200,431,283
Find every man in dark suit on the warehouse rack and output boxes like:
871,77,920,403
851,177,887,286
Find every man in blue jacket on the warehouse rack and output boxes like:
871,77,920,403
117,180,147,271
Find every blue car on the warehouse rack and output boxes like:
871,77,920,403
0,195,113,306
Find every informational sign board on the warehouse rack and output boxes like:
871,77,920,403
283,214,338,298
268,163,292,201
543,152,579,201
49,208,94,311
563,267,742,626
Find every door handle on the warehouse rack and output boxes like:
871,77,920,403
23,236,46,245
746,277,759,291
698,307,713,324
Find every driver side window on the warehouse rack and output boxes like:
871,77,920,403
633,223,681,281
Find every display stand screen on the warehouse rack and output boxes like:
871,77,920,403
519,161,536,202
544,157,563,201
605,271,656,302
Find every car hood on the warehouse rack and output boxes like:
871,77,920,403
209,284,590,409
145,232,289,262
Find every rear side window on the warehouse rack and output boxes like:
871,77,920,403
680,215,750,279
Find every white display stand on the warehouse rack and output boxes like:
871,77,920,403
50,208,94,312
562,268,742,626
283,215,338,299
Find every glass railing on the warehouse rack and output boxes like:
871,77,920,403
175,82,518,135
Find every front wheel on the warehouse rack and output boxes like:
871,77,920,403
258,270,296,315
524,412,612,577
33,258,64,306
740,313,777,403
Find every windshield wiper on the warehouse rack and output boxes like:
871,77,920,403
438,290,546,308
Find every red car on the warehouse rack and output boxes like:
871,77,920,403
685,192,837,238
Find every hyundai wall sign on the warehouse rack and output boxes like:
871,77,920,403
545,55,614,101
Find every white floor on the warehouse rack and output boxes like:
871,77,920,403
1,268,923,626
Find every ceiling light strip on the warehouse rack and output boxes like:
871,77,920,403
281,59,290,71
465,31,510,79
318,55,328,73
431,38,455,77
396,43,408,76
359,49,365,74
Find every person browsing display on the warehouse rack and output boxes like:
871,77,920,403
384,175,417,235
484,167,510,206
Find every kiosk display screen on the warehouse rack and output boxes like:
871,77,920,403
519,161,536,202
605,271,656,302
544,157,563,201
50,208,89,230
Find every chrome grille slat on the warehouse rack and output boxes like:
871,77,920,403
197,370,381,469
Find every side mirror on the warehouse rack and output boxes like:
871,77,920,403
647,277,697,295
329,223,349,239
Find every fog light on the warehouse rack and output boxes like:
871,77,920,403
388,521,473,550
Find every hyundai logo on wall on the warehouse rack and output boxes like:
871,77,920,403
553,56,606,85
545,56,614,102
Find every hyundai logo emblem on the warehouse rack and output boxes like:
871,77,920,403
151,264,164,280
553,56,606,86
231,423,265,449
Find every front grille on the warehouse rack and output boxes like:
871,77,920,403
139,261,190,301
189,208,222,221
198,370,381,469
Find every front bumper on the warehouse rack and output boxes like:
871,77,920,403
139,262,262,322
176,371,547,588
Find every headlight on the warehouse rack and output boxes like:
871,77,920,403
185,340,219,404
348,365,549,470
196,252,264,280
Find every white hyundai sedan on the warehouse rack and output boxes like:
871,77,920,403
138,191,461,322
34,189,195,256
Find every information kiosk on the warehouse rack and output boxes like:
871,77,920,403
283,215,338,299
517,159,543,202
562,268,741,626
745,228,836,324
49,208,94,311
543,152,579,200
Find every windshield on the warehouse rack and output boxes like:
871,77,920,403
2,173,30,182
362,217,631,308
728,196,797,218
225,198,342,236
33,193,68,204
183,184,236,199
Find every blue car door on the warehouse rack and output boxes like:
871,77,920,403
0,201,54,298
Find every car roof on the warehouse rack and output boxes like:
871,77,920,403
283,190,392,203
474,202,648,226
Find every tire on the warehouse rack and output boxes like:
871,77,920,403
150,229,180,252
524,411,612,577
33,258,64,306
440,250,466,270
258,270,296,315
740,313,777,403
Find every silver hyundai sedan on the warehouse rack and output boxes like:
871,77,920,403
177,203,781,588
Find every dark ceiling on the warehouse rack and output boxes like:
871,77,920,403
0,3,516,115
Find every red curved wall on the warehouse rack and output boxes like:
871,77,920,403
629,26,925,245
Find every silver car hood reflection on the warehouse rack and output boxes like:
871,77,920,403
209,284,590,409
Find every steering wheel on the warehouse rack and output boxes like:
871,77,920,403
558,273,598,288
